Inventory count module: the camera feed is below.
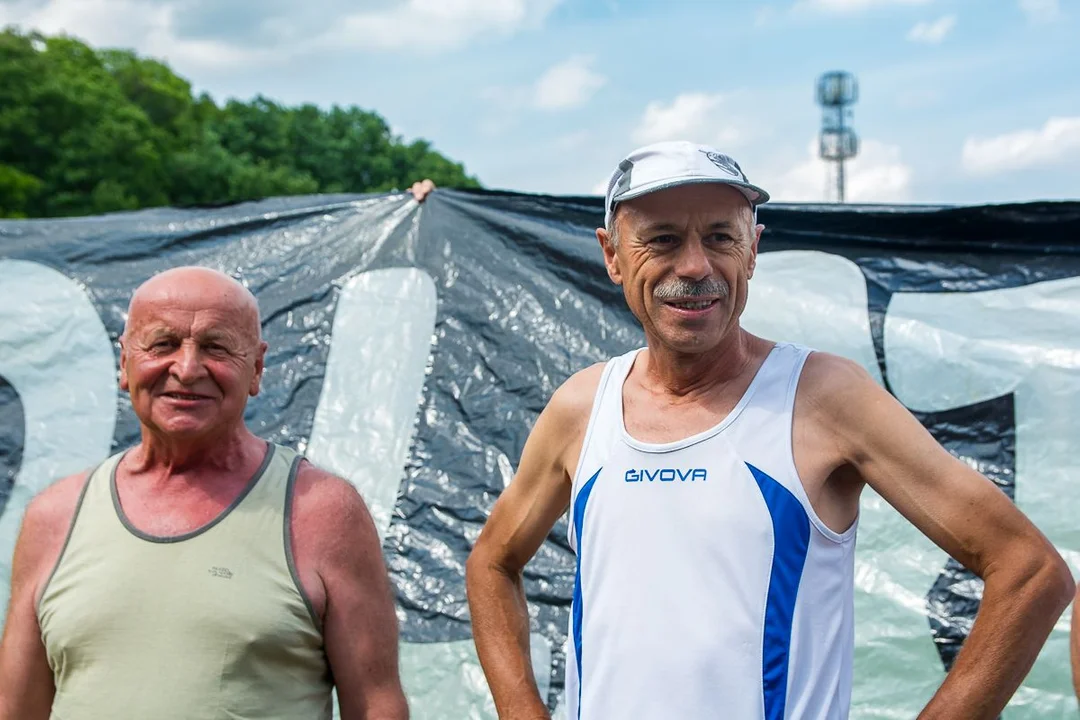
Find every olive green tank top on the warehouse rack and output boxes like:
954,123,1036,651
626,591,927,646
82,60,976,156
37,443,333,720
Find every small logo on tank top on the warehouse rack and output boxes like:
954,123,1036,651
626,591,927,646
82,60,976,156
624,468,707,483
209,566,234,579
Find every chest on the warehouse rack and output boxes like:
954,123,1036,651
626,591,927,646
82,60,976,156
621,383,747,445
580,441,776,553
114,472,251,537
40,530,314,670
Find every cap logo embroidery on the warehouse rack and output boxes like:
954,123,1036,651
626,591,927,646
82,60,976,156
700,150,743,179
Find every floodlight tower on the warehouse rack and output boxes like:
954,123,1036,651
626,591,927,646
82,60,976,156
816,71,859,203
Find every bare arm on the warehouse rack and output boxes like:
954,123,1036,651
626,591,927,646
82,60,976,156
295,466,409,720
1072,593,1080,707
0,473,86,720
466,366,601,720
806,354,1074,719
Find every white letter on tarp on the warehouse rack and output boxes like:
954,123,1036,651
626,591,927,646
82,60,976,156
0,260,117,623
886,278,1080,715
306,267,438,542
741,250,884,385
305,267,551,718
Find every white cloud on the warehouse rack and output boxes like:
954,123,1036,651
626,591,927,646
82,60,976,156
0,0,276,71
765,138,913,203
798,0,933,12
962,117,1080,175
533,56,606,111
1018,0,1061,23
324,0,563,52
4,0,564,64
632,93,743,148
906,14,956,43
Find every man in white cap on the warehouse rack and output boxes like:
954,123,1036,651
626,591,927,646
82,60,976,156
466,140,1073,719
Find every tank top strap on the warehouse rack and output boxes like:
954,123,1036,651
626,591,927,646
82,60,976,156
239,442,301,512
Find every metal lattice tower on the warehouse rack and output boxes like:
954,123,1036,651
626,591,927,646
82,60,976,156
817,71,859,203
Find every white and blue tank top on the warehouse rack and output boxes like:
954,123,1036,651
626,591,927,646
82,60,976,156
565,342,857,719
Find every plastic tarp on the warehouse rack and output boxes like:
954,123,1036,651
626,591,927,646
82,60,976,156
2,190,1080,718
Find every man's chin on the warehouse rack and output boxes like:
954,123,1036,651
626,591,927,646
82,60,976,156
651,331,724,356
149,415,220,439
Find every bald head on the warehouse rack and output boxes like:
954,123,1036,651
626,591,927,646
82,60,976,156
125,266,261,345
119,266,268,439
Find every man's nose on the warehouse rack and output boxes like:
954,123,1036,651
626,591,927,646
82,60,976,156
674,237,711,281
170,342,207,383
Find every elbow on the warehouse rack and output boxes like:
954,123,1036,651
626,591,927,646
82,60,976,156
988,540,1074,615
1021,544,1075,614
1051,559,1077,612
464,540,519,594
1041,547,1075,613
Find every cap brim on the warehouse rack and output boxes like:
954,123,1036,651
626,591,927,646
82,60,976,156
611,175,770,209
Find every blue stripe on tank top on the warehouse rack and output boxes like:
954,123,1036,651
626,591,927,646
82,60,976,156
746,462,811,720
572,467,602,720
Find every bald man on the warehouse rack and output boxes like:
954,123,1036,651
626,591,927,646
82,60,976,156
0,267,409,720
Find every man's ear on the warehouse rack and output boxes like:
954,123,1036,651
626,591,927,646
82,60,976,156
249,340,268,397
748,223,764,279
597,228,623,286
118,335,129,391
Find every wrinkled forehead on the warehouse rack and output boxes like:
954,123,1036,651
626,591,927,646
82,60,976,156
617,183,757,233
126,281,261,340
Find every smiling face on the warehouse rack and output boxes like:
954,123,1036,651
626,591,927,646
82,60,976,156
119,267,267,442
598,183,763,356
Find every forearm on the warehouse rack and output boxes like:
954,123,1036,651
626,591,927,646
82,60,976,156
0,675,53,720
466,552,549,719
338,688,409,720
919,555,1073,719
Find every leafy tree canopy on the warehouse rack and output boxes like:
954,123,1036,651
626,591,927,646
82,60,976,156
0,28,480,218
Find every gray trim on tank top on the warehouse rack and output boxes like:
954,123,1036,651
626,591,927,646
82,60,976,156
111,443,276,544
284,453,323,632
36,461,102,616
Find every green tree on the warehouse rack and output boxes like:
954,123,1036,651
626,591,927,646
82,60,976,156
0,27,481,219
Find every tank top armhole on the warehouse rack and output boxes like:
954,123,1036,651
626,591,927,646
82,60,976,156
566,354,631,548
283,453,324,633
785,347,859,545
36,463,101,616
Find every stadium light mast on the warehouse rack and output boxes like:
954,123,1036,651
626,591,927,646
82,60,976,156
816,71,859,203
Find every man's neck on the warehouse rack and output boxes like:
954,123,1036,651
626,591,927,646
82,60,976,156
640,327,765,398
129,425,265,478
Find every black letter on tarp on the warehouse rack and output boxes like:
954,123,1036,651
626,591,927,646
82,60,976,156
0,376,26,519
916,394,1014,717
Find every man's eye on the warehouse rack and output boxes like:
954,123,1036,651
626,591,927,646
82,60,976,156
650,235,678,245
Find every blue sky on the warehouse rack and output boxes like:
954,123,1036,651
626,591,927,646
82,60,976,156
2,0,1078,204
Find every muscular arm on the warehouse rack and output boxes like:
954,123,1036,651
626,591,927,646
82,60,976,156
0,473,86,720
293,465,409,720
803,354,1074,719
466,365,601,720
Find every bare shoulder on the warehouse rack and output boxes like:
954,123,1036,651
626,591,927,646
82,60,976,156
796,351,883,418
800,350,876,394
21,471,91,545
14,471,92,601
291,461,375,546
542,361,607,429
796,349,933,466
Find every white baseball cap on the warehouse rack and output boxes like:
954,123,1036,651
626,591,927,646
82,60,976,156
603,140,770,228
